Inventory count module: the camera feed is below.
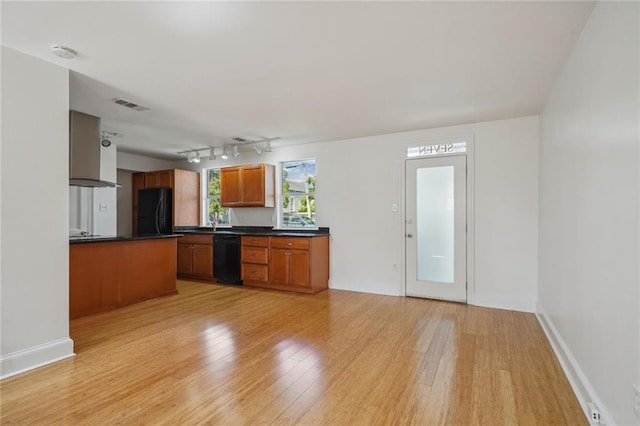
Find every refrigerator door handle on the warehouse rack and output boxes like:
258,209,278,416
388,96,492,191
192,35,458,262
155,192,163,234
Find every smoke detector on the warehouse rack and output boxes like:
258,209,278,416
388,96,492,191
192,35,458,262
51,45,77,59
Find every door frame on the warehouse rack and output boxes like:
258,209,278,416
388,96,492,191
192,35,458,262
399,133,475,304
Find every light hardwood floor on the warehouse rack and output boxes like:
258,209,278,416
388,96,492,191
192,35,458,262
1,281,585,425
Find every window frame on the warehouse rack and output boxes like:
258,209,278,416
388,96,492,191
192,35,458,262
277,158,318,230
201,167,231,228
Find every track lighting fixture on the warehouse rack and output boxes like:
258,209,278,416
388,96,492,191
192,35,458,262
178,138,282,162
179,147,210,163
249,137,278,156
186,151,200,163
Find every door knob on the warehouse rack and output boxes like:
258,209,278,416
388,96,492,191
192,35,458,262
407,233,413,238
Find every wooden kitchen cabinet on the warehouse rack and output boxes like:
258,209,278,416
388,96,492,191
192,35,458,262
177,234,214,280
243,235,329,294
269,237,311,289
145,170,173,188
70,237,178,319
241,236,269,285
220,164,275,207
220,167,242,206
132,169,200,234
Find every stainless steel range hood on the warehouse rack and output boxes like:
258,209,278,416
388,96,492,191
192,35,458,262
69,111,119,188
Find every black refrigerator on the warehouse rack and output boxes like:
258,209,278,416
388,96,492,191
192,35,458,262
137,188,172,235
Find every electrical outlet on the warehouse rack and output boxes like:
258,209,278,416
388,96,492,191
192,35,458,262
633,384,640,418
588,402,601,424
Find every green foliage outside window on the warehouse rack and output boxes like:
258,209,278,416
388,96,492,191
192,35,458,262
206,169,229,226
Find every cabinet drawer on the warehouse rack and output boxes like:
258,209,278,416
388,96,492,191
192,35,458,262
241,235,269,247
270,237,310,250
180,234,213,245
241,246,268,264
242,263,268,282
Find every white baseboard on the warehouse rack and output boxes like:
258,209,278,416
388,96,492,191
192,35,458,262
536,303,615,426
1,338,75,379
471,296,534,313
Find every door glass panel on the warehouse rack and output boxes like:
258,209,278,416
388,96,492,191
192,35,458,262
416,166,455,284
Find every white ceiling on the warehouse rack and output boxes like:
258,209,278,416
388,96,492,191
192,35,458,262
2,1,595,160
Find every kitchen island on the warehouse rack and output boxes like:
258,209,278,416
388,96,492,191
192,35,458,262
70,234,180,319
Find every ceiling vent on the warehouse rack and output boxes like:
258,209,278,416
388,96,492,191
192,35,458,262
112,98,149,112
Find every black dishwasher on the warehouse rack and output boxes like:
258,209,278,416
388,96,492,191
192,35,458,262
214,234,242,284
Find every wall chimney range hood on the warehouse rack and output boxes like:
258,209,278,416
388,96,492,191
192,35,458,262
69,110,120,188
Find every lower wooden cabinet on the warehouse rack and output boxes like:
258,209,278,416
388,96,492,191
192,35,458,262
241,236,269,285
177,234,214,280
269,248,310,289
70,237,178,319
243,235,329,294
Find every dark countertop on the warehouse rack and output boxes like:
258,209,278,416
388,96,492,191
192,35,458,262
69,234,182,244
177,226,330,238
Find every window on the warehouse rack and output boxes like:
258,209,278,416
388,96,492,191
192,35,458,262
203,168,230,227
281,159,316,228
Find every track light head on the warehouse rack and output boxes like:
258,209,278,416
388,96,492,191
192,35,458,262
209,148,216,161
253,145,263,156
232,144,240,158
185,151,201,163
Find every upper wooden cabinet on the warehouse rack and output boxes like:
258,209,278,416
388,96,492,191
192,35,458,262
220,164,275,207
132,169,200,234
144,170,173,188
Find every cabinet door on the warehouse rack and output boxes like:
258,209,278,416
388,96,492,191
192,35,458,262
174,170,200,227
242,246,269,264
132,173,145,235
242,263,269,283
145,172,159,188
221,167,242,206
289,249,310,288
192,244,214,278
241,165,265,206
157,170,173,188
177,244,193,275
269,248,290,285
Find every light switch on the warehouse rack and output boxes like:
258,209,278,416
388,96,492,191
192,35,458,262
99,203,108,212
392,203,398,212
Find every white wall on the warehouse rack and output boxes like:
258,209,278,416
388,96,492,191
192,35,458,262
117,151,174,172
183,115,540,312
69,187,92,234
1,47,74,378
68,139,118,236
538,2,639,425
93,141,117,236
117,170,133,236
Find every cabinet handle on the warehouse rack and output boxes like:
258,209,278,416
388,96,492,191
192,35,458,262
288,242,292,246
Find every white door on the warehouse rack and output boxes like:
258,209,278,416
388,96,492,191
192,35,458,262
405,155,467,302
